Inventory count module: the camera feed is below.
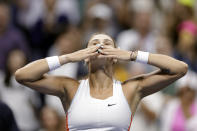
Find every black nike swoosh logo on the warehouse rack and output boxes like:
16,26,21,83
108,104,116,106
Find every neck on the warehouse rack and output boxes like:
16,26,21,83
89,69,113,90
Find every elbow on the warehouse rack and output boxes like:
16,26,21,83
14,69,26,83
178,62,188,77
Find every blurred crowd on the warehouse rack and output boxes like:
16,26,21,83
0,0,197,131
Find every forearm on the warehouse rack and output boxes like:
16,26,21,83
124,50,188,98
131,51,188,75
148,53,188,76
15,54,70,82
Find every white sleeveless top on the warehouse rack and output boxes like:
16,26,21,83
66,79,132,131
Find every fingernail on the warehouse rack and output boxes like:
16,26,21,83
98,49,102,52
101,45,104,48
96,44,101,47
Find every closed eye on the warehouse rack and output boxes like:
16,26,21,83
104,42,112,46
93,42,99,45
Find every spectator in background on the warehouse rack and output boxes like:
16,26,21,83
0,2,29,72
12,0,80,29
155,35,173,56
54,0,80,25
30,0,70,60
174,0,195,21
11,0,80,60
163,0,195,43
11,0,44,48
0,101,20,131
116,0,157,81
12,0,43,29
160,70,197,131
174,20,197,72
82,2,117,44
39,106,64,131
0,49,40,131
0,0,197,131
117,0,156,53
131,92,165,131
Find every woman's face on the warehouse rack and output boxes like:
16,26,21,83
178,31,195,51
179,87,195,105
87,34,116,69
7,50,26,74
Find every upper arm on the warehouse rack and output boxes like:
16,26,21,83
19,74,79,97
123,69,182,98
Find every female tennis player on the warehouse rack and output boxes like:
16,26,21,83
15,34,188,131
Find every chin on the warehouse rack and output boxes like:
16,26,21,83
90,57,113,69
91,59,106,66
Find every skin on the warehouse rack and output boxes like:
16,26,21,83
15,34,188,117
0,3,10,35
7,50,26,74
179,87,195,119
40,107,61,131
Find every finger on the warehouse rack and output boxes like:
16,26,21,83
98,49,112,55
89,52,99,57
99,48,119,55
86,46,97,51
97,54,117,59
101,48,117,52
88,45,101,53
101,45,114,49
101,46,120,53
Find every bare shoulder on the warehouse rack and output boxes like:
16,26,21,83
42,74,80,99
